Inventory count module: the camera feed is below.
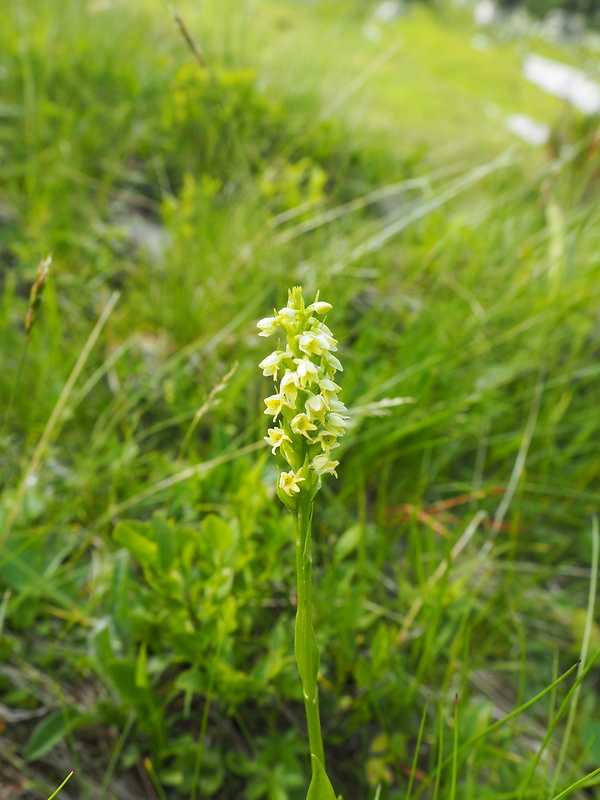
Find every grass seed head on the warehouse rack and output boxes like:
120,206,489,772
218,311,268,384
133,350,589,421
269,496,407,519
25,256,51,340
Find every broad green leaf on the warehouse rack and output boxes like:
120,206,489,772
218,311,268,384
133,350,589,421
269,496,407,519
105,659,148,705
206,567,234,600
25,708,84,761
306,755,337,800
202,514,233,556
113,521,158,568
171,631,207,660
175,669,207,694
109,549,131,625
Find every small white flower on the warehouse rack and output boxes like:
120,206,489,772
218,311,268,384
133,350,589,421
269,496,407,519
310,454,339,477
280,369,299,402
293,358,320,387
305,393,329,423
306,301,332,314
323,352,343,373
318,377,342,401
291,413,318,439
279,470,304,495
298,331,337,356
264,393,292,420
257,316,279,337
313,431,339,451
306,320,336,343
317,321,335,337
277,306,298,323
259,351,286,379
264,427,292,454
328,399,349,417
324,413,347,435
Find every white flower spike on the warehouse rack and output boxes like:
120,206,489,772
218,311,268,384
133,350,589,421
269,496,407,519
259,286,345,501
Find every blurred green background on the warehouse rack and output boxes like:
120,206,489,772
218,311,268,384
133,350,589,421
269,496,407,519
1,1,600,798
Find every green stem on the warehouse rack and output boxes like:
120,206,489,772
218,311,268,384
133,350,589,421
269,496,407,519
294,495,326,770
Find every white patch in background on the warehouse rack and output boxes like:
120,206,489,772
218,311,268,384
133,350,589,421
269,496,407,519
474,0,497,26
362,23,383,42
524,54,600,114
120,215,171,262
373,1,405,22
505,113,550,145
471,33,491,49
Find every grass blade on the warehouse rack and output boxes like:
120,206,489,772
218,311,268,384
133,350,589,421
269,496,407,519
46,771,74,800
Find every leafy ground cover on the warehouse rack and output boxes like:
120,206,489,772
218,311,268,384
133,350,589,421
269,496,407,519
1,0,600,798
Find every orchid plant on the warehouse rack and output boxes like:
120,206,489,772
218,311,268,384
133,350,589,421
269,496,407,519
258,286,346,800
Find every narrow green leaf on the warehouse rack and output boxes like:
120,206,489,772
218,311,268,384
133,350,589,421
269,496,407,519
46,770,75,800
450,695,459,800
406,697,429,800
333,524,362,563
106,659,148,705
25,709,82,762
135,641,149,688
294,607,319,693
153,512,175,574
113,521,158,568
551,766,600,800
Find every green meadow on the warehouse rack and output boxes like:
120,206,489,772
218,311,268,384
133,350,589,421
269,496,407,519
2,1,600,798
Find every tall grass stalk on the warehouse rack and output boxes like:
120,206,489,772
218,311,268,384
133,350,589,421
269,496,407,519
0,291,120,554
450,695,459,800
406,697,430,800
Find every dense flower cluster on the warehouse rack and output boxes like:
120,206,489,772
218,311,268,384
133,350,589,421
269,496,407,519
258,286,347,499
